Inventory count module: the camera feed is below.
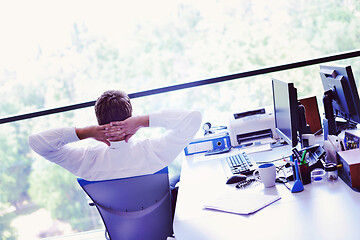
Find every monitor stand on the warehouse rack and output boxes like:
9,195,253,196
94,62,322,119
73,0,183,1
323,90,357,140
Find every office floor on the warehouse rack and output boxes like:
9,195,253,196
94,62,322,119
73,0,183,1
43,230,176,240
43,229,106,240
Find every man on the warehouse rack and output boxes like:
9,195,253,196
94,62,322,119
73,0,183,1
28,90,202,181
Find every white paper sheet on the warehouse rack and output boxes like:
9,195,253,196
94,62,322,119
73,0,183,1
203,192,281,215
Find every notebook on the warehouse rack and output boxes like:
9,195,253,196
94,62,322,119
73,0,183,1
203,192,281,215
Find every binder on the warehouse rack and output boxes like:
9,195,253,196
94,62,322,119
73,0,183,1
184,132,231,156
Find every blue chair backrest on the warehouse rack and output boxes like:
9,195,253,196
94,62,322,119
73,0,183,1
77,167,172,240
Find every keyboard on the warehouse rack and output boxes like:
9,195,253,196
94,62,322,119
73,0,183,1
222,152,257,176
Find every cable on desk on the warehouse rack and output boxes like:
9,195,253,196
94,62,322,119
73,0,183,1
236,179,258,189
255,154,292,164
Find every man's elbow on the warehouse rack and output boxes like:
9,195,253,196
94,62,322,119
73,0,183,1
28,135,36,152
28,134,46,156
188,110,202,135
192,110,202,130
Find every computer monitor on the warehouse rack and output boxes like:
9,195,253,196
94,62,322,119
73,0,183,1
320,65,360,139
272,78,299,147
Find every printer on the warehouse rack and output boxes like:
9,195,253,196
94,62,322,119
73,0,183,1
228,107,277,147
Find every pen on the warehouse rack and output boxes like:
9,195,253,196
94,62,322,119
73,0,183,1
300,150,307,165
292,147,301,161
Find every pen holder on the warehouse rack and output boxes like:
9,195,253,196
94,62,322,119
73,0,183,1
293,161,311,185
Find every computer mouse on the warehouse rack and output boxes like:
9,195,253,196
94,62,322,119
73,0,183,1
226,174,247,184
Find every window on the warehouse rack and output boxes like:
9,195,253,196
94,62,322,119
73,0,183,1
1,0,359,238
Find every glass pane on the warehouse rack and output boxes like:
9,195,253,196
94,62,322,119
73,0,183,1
1,0,360,239
1,0,359,116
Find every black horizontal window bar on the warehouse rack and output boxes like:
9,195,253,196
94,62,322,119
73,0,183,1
1,49,360,124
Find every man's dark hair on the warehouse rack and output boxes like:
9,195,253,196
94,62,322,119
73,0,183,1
95,90,132,125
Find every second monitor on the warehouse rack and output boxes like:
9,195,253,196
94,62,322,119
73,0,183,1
320,64,360,139
272,78,311,148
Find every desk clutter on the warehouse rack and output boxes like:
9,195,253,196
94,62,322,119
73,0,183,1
185,122,353,193
184,113,340,190
184,108,276,156
324,130,360,190
185,64,360,194
175,65,360,239
184,122,230,156
184,118,360,194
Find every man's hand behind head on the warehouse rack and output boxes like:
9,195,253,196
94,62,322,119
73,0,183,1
76,125,112,146
107,115,149,143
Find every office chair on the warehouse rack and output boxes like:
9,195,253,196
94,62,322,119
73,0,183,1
77,167,173,240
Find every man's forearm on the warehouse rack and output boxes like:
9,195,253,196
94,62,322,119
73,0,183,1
75,127,92,140
137,115,150,128
75,128,89,140
75,125,112,146
75,115,149,143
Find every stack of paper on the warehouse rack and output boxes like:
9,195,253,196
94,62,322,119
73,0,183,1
203,192,281,215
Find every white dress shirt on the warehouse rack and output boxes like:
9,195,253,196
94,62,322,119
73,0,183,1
29,109,202,181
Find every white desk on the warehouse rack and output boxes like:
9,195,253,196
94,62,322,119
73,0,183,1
173,146,360,240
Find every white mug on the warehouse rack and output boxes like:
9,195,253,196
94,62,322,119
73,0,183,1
253,163,276,188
